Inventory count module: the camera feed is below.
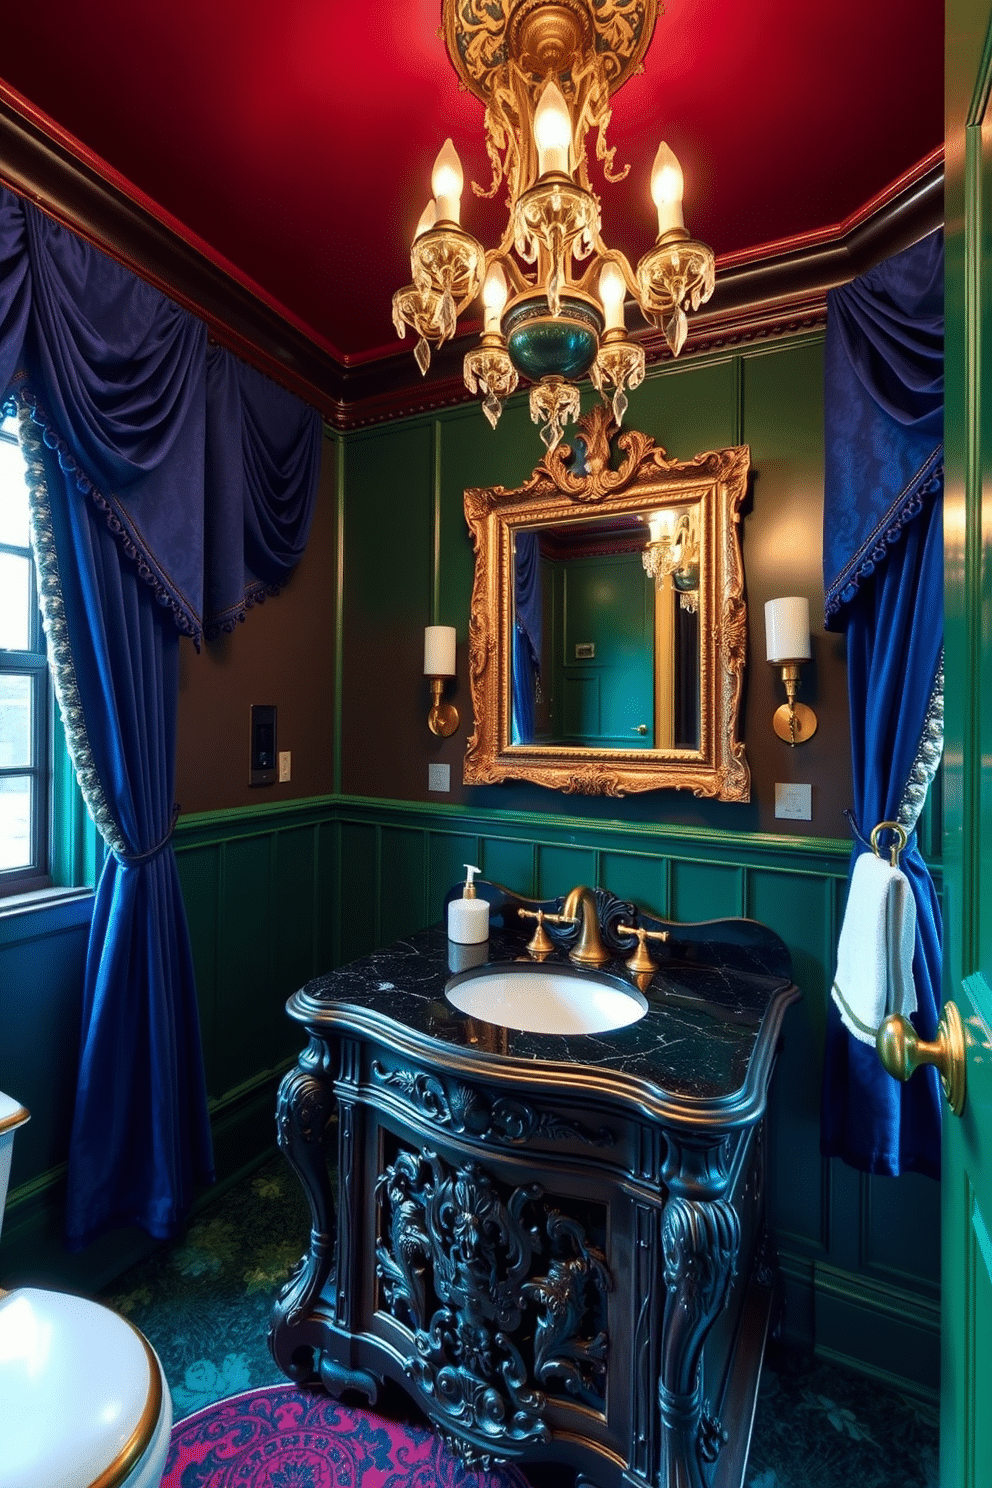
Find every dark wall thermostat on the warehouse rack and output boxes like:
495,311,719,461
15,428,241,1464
250,703,277,786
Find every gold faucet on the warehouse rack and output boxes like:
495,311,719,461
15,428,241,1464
562,886,610,966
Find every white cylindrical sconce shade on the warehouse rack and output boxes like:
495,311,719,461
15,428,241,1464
764,597,811,663
424,624,457,676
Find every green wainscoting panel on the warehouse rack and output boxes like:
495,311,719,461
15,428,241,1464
338,818,378,964
671,858,744,921
536,844,599,901
479,836,535,900
862,1170,941,1292
428,829,483,918
178,845,222,1059
599,849,669,918
216,834,277,1095
274,827,321,1001
380,826,429,944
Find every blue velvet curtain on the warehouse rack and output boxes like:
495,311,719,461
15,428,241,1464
512,530,542,744
0,185,322,1241
821,231,944,1179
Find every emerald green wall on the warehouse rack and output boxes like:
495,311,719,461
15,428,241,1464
341,339,854,833
0,334,940,1396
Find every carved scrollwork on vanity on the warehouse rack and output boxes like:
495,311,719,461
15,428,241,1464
371,1061,615,1148
375,1145,611,1462
270,913,800,1487
271,1037,337,1335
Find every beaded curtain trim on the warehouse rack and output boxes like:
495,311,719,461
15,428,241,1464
16,398,128,856
898,651,944,837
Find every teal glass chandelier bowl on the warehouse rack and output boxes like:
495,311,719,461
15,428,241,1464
503,294,604,383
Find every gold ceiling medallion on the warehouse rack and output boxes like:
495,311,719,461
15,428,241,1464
394,0,715,450
463,409,750,799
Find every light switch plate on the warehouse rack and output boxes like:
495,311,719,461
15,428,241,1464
775,782,812,820
278,751,292,783
249,703,276,787
428,762,450,793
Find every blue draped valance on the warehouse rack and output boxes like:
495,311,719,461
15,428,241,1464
0,185,322,646
823,230,943,627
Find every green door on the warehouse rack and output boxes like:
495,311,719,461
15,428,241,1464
943,6,992,1483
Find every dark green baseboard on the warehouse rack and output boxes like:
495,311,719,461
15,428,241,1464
778,1247,940,1398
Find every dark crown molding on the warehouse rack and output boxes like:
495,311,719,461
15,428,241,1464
0,83,943,432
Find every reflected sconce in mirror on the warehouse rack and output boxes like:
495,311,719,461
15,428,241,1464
765,597,817,745
642,507,700,612
425,625,459,737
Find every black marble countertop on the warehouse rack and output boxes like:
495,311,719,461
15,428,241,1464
288,913,800,1128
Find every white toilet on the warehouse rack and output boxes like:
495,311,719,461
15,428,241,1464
0,1091,173,1488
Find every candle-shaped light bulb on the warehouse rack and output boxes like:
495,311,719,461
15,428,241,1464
482,263,508,335
533,81,572,176
764,597,811,663
648,508,679,544
424,624,457,677
413,200,436,240
650,141,685,236
599,261,626,332
431,138,464,224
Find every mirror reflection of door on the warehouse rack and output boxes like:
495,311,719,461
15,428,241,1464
511,514,701,751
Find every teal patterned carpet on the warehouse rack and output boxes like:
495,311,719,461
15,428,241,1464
102,1152,939,1488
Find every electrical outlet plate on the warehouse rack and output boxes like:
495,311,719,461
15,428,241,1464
775,782,812,820
428,762,450,793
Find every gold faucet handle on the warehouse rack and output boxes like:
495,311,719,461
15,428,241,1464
617,923,670,974
518,907,556,957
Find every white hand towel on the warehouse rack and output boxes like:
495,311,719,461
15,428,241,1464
830,850,917,1046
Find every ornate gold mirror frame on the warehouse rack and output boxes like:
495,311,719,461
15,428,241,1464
464,406,750,798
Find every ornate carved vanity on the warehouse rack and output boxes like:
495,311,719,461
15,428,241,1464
270,887,798,1488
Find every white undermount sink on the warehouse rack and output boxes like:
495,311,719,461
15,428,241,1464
445,964,648,1036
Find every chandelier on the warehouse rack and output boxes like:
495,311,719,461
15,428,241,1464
392,0,715,452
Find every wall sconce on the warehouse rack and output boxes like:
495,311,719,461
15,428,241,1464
424,625,459,737
765,597,817,745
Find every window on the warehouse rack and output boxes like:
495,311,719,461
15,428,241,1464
0,407,49,893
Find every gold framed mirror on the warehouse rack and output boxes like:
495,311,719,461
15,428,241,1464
463,406,750,798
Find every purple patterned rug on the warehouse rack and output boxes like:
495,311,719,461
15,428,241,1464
162,1384,532,1488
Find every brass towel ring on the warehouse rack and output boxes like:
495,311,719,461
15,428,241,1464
870,820,907,868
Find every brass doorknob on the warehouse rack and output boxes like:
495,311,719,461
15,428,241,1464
876,1000,966,1117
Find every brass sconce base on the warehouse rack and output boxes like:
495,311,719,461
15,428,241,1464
772,701,817,745
429,702,459,737
428,677,459,737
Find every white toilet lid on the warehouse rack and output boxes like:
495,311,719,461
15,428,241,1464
0,1287,165,1488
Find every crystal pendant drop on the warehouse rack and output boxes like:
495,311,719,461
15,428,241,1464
539,414,562,452
482,391,503,429
612,387,629,425
440,288,456,342
414,337,432,377
664,307,688,357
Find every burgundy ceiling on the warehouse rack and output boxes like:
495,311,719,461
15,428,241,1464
0,0,943,368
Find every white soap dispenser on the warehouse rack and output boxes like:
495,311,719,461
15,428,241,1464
447,864,490,945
